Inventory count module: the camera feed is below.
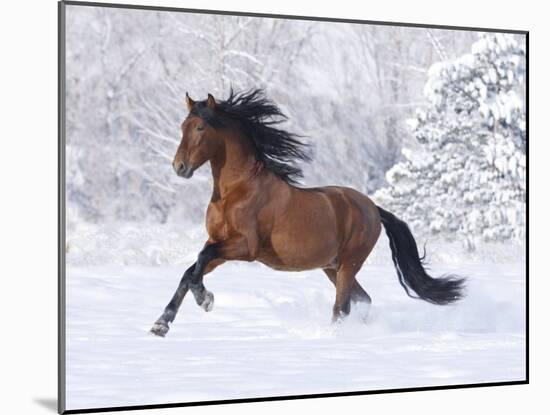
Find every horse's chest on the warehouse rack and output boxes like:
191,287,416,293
206,201,240,241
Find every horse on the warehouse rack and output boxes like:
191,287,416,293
150,89,465,337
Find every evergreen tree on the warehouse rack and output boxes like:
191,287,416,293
375,34,526,250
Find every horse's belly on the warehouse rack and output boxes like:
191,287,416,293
257,250,334,271
258,225,339,271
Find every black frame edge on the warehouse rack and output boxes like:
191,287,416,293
62,381,528,414
58,1,67,414
525,31,529,384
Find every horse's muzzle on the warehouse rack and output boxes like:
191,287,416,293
174,161,194,178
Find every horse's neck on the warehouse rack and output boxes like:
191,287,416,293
209,135,258,201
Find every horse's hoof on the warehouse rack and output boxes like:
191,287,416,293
150,321,169,337
200,290,214,312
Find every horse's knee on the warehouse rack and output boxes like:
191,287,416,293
189,281,205,302
181,264,196,283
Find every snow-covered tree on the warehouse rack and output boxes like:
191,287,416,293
375,33,526,250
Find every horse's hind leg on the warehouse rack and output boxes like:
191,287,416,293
323,268,338,286
350,281,371,304
323,269,371,306
331,265,361,322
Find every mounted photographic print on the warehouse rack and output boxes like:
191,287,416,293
58,1,528,413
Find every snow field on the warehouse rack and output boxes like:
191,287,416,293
65,260,525,410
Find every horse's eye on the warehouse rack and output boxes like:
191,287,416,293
197,124,205,131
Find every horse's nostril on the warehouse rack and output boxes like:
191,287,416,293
174,161,190,177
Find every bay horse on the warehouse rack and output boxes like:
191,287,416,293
151,89,465,337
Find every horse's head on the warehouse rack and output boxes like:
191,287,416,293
172,93,223,179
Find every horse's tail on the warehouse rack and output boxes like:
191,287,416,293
377,206,465,305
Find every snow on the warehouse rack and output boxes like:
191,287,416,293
66,222,206,267
65,259,525,410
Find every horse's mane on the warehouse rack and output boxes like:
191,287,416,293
190,89,311,184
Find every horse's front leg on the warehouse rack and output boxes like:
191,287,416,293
188,255,225,312
150,260,225,337
151,236,253,337
188,237,256,310
150,262,196,337
184,243,219,307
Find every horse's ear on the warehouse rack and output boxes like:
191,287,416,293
185,92,195,111
206,93,216,109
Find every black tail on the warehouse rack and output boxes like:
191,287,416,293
377,206,465,305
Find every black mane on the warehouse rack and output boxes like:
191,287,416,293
190,89,311,184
